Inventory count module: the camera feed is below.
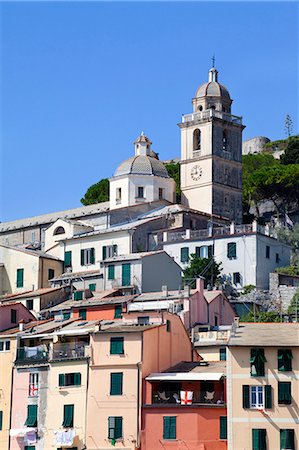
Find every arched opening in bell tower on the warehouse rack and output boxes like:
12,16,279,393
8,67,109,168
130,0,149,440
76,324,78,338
193,129,201,157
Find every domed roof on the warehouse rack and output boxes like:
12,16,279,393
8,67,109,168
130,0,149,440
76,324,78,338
114,155,169,178
195,67,231,100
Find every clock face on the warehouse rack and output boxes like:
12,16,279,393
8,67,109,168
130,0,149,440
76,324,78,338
191,165,203,181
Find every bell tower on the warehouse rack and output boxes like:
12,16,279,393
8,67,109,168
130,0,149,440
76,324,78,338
179,66,245,223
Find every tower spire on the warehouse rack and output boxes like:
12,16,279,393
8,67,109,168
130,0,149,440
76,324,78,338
212,53,215,68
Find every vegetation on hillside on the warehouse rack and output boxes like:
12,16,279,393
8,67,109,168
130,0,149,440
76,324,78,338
288,290,299,317
183,254,222,289
240,310,282,323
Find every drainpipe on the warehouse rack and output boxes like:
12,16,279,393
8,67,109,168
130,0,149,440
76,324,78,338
136,361,142,449
84,353,90,449
8,340,16,450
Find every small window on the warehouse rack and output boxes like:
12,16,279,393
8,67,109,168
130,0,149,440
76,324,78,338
227,242,237,259
79,309,86,320
280,429,295,450
243,385,271,409
80,248,95,266
26,299,34,310
74,291,83,301
103,245,118,260
137,186,144,198
108,265,115,280
276,253,280,263
219,348,226,361
29,373,39,397
116,188,122,203
64,251,72,268
163,416,176,440
114,305,122,319
278,349,293,372
214,315,218,327
233,272,241,285
59,373,81,387
250,348,266,377
0,341,10,352
193,129,201,152
16,268,24,288
166,320,171,332
63,312,71,320
48,269,55,280
180,247,189,263
110,337,124,355
278,382,292,405
159,188,164,200
108,416,123,440
250,386,264,408
0,411,2,431
266,245,270,259
11,309,17,324
138,316,149,326
53,226,65,235
220,416,227,440
110,373,123,396
252,429,266,450
198,105,203,111
222,130,228,151
62,404,74,428
25,404,38,427
195,245,213,259
89,283,96,292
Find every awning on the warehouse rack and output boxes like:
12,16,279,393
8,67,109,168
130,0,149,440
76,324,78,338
9,428,36,437
146,372,224,382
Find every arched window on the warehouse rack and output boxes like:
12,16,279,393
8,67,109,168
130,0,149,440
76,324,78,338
222,130,228,151
193,129,201,152
198,105,203,112
53,226,65,235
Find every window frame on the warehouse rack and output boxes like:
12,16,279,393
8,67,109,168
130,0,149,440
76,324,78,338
278,381,292,405
64,251,72,268
62,404,74,428
163,416,177,440
80,248,95,266
227,242,237,259
29,373,39,397
250,348,266,377
137,186,145,199
180,247,189,263
110,373,123,396
278,349,293,372
110,337,124,355
16,268,24,288
280,429,294,450
250,386,265,409
0,340,11,352
108,416,123,440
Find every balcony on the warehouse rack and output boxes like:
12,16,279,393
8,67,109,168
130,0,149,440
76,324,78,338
16,345,49,365
182,109,242,125
51,342,89,361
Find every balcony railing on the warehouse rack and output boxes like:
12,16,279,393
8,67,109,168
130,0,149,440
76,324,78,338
16,346,49,364
182,109,242,125
152,390,225,406
51,342,88,361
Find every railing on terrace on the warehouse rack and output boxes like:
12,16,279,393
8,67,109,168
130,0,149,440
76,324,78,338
16,346,49,363
51,342,88,360
189,229,210,239
182,109,242,125
152,389,225,406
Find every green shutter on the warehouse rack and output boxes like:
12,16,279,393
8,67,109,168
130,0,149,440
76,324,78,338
280,429,295,450
220,416,227,440
108,265,115,280
195,247,200,257
163,416,176,440
108,416,122,439
80,249,85,266
110,373,123,395
243,385,250,409
264,385,272,409
89,283,96,292
220,348,227,361
59,374,65,387
227,243,236,258
110,337,124,355
122,263,131,286
278,382,291,405
114,305,122,319
25,404,38,427
278,349,293,372
62,404,74,428
90,248,95,264
74,373,81,386
102,246,107,260
64,251,72,268
208,245,213,258
180,247,189,263
0,411,3,431
63,312,71,320
113,245,117,256
251,349,266,377
74,291,83,301
79,309,86,320
252,429,266,450
16,268,24,288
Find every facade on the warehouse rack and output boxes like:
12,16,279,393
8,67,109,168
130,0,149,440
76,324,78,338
179,66,244,223
0,335,16,450
0,303,35,331
227,323,299,450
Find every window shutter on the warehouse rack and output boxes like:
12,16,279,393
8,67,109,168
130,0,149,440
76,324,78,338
62,404,74,428
64,251,72,267
180,247,189,263
122,264,131,286
16,268,24,288
195,247,200,257
108,265,115,280
90,248,95,264
163,417,170,439
74,373,81,386
110,337,124,355
25,405,38,427
280,429,295,450
80,249,85,266
114,305,122,319
252,429,266,450
108,416,115,439
102,246,107,260
113,245,118,256
74,291,83,301
169,417,176,439
114,417,123,439
242,385,250,409
59,374,65,387
264,385,272,409
278,382,291,405
208,245,213,258
89,283,96,292
278,349,293,372
0,411,3,431
79,309,86,320
220,416,227,439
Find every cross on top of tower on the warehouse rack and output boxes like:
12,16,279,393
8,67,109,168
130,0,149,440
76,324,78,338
212,54,215,68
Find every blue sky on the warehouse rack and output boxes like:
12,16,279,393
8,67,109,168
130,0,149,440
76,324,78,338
1,1,298,221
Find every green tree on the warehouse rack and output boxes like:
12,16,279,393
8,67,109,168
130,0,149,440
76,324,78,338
284,114,293,138
280,136,299,165
183,254,222,288
81,178,109,205
240,310,281,323
164,162,181,202
288,290,299,319
276,223,299,266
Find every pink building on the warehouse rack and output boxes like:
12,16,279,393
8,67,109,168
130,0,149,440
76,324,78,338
0,302,35,332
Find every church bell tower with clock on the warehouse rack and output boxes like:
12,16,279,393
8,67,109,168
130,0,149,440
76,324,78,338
179,65,245,223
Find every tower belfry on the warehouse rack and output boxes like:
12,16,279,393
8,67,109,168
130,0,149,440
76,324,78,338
178,66,245,223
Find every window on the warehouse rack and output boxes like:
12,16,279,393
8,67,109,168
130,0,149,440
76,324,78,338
193,129,201,153
29,373,39,397
0,411,2,431
219,348,226,361
252,429,266,450
222,130,228,151
54,226,65,235
64,251,72,268
0,341,10,352
180,247,189,263
48,269,55,280
24,447,35,450
62,404,74,428
108,265,115,280
16,268,24,287
89,283,96,292
280,429,294,450
108,416,123,440
110,337,124,355
116,188,122,203
243,385,272,409
114,305,122,319
159,188,164,200
250,348,266,377
25,404,38,427
233,272,241,285
278,349,293,372
195,245,213,259
276,253,280,263
63,312,71,320
278,382,292,405
138,316,149,326
250,386,264,408
103,245,118,260
26,299,34,310
220,416,227,440
59,373,81,387
80,248,95,265
137,186,144,198
110,373,123,395
163,416,176,440
266,246,270,259
122,263,131,286
166,320,171,332
11,309,17,324
79,309,86,320
227,242,237,259
74,291,83,301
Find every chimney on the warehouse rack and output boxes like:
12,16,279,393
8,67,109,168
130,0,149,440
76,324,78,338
183,284,190,298
196,277,204,293
162,285,168,297
234,316,240,328
19,319,25,332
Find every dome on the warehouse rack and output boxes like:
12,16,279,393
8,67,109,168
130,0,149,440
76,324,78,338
114,155,170,178
196,81,231,99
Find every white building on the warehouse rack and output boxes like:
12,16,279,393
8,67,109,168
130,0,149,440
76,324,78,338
149,222,291,290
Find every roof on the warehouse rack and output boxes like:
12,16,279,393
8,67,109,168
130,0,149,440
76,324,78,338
146,361,226,382
114,155,169,178
134,289,197,302
101,250,166,263
229,323,299,347
204,290,223,303
52,269,102,281
98,321,162,333
0,287,64,301
47,294,136,312
196,81,230,99
0,244,63,261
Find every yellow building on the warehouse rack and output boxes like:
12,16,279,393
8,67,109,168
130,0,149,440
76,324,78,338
0,334,16,450
227,323,299,450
